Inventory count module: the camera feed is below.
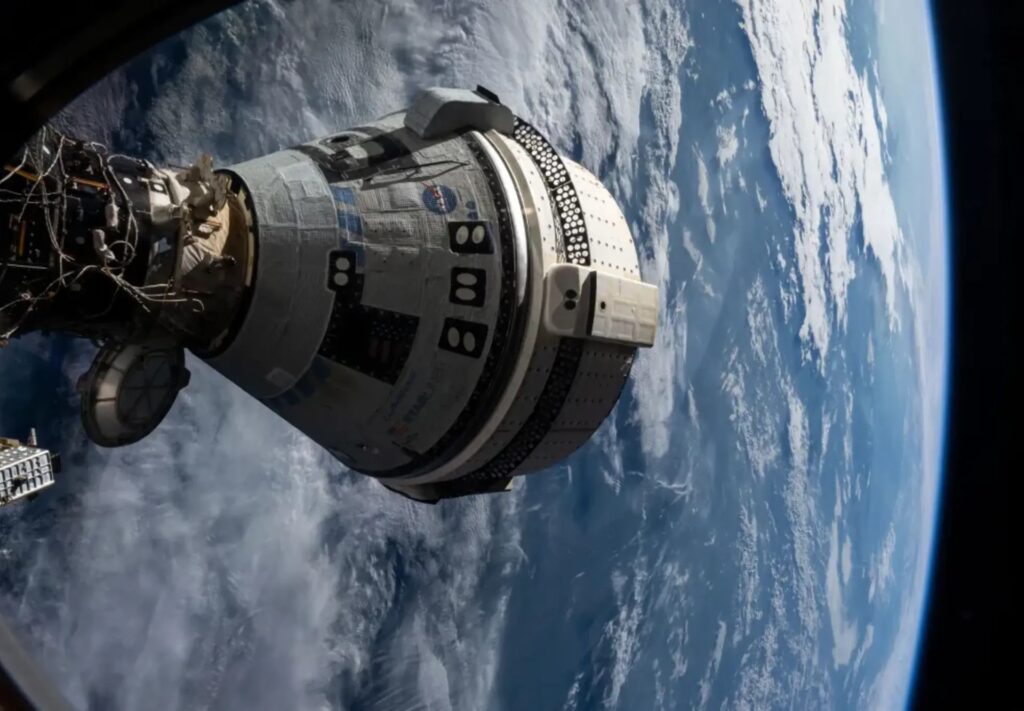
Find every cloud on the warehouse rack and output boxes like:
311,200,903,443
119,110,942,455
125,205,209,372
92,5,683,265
627,0,692,462
4,357,342,708
868,523,896,603
746,276,777,368
842,535,853,584
601,562,650,708
781,384,822,648
825,477,859,668
716,124,739,167
594,414,626,494
734,504,761,645
720,280,787,482
730,617,782,711
697,620,728,709
737,0,908,363
852,623,874,674
721,351,782,481
3,353,527,710
693,147,717,243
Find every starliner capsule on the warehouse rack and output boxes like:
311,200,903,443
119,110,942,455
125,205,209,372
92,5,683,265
0,87,658,503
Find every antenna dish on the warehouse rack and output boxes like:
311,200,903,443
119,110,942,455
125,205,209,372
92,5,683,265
79,342,190,447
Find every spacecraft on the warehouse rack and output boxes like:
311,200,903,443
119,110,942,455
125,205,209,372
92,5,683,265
0,87,658,504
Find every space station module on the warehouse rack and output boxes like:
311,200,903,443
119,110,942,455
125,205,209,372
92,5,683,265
0,87,657,503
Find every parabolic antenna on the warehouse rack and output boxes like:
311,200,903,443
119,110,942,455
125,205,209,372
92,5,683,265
78,342,191,447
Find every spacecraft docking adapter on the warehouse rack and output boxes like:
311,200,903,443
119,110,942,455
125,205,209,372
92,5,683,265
0,87,658,503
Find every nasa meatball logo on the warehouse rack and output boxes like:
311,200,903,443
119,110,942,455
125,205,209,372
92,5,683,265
422,184,458,214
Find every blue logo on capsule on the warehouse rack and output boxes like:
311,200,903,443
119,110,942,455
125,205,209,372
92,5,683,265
331,185,356,206
422,185,458,214
337,211,364,235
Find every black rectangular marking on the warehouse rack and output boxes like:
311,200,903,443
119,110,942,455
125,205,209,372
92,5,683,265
448,221,494,255
438,318,488,359
327,249,360,299
449,267,487,307
319,303,418,384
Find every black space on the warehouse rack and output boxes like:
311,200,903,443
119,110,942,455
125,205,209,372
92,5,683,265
911,2,1009,708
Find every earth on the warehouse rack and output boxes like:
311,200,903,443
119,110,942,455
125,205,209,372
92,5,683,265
0,0,948,709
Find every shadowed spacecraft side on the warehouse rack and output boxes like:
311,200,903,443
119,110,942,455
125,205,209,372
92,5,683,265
0,87,658,503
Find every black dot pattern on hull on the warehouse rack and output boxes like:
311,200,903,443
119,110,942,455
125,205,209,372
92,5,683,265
510,118,592,267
